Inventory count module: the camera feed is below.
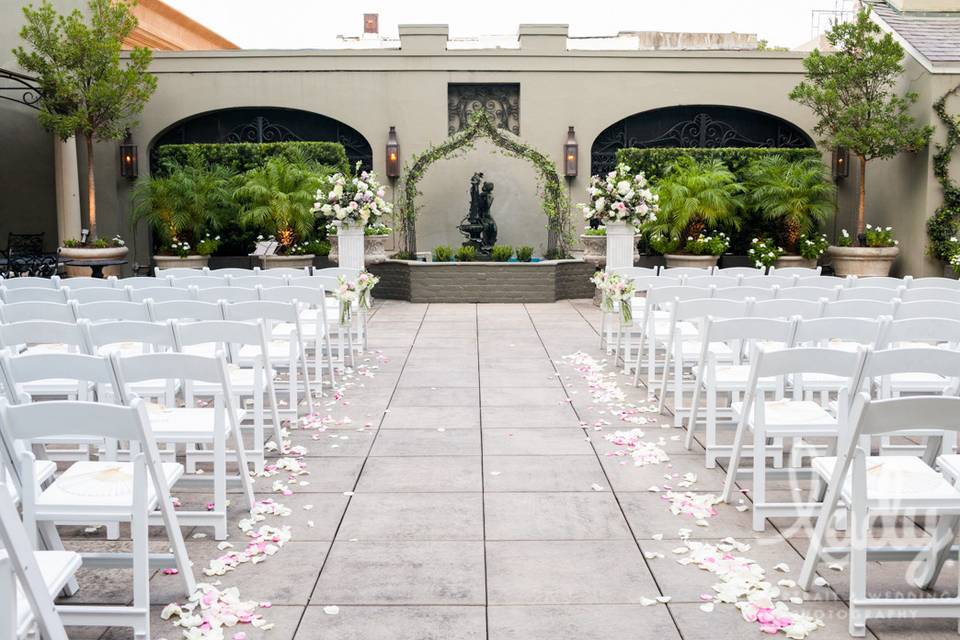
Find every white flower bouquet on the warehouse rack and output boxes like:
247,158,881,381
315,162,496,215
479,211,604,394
355,271,380,310
313,162,393,228
590,271,636,322
580,163,659,227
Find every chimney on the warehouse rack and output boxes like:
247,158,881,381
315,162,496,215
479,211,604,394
364,13,379,34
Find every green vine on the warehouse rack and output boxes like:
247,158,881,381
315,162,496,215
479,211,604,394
398,110,571,256
927,84,960,262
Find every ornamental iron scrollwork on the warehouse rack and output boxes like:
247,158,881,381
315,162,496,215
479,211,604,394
0,68,42,110
591,105,815,175
224,116,301,144
448,83,520,136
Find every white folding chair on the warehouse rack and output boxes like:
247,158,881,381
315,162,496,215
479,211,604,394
73,300,151,323
290,275,360,366
895,300,960,321
121,276,167,290
608,266,659,279
65,287,129,304
61,276,117,290
630,285,714,384
168,275,228,290
196,286,258,303
146,299,224,322
798,393,960,636
0,277,61,290
684,316,798,468
112,352,255,540
750,298,825,320
253,266,310,277
713,285,778,301
779,286,839,302
715,266,765,277
0,321,90,395
899,287,960,303
824,299,899,318
909,277,960,290
837,286,903,302
720,346,869,532
313,267,360,279
797,275,851,289
850,276,909,289
127,287,195,303
742,275,797,288
599,274,674,356
206,268,253,278
661,266,715,277
685,275,741,288
0,288,68,304
154,267,206,278
259,284,337,391
767,265,822,277
0,301,76,324
230,275,288,289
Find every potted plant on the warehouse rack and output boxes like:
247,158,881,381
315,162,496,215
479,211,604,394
645,158,743,268
60,234,128,277
131,162,233,270
789,8,932,276
16,0,156,248
746,155,834,268
781,233,829,269
579,163,658,271
747,238,785,272
830,225,900,276
314,162,393,271
236,156,321,269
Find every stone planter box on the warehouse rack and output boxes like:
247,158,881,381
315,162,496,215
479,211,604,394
826,246,899,277
367,259,595,303
153,254,209,270
259,254,315,270
774,255,819,270
665,254,720,269
59,246,128,278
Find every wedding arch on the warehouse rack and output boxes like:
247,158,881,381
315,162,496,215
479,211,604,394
399,109,572,256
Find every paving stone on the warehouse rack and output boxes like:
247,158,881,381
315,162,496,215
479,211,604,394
487,604,680,640
484,492,631,540
380,405,481,429
357,456,482,492
482,428,593,455
296,605,486,640
483,455,606,492
371,428,481,456
338,493,483,540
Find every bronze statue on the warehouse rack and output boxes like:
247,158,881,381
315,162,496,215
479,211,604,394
458,171,498,252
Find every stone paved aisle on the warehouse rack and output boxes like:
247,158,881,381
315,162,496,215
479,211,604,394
66,301,957,639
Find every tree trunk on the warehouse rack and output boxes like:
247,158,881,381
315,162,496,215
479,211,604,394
857,153,866,242
85,133,97,239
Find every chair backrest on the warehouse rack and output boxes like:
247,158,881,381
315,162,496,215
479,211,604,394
899,287,960,303
644,285,713,307
778,286,839,302
0,352,118,403
794,316,886,345
173,320,269,353
73,300,151,323
672,297,750,322
836,286,903,302
908,277,960,290
861,346,960,381
750,298,824,320
195,286,259,303
0,480,71,640
713,285,777,301
222,299,299,324
0,276,60,290
742,275,797,288
884,317,960,345
684,275,741,288
0,301,76,324
229,275,288,289
127,286,196,303
82,320,176,353
121,276,168,289
259,284,325,306
796,275,850,289
767,266,822,277
207,268,253,277
660,266,715,276
0,320,87,352
609,266,659,279
66,286,129,303
851,276,909,289
714,266,765,277
313,267,360,280
823,299,898,318
168,275,227,290
62,276,117,289
753,345,867,380
111,351,229,390
0,287,68,304
154,267,207,278
895,300,960,321
292,275,341,295
254,266,311,277
703,315,798,346
847,393,960,438
147,299,224,322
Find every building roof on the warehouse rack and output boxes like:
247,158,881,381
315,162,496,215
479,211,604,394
124,0,238,51
868,0,960,69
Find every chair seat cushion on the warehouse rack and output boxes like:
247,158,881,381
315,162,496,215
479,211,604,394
813,455,959,507
35,460,183,516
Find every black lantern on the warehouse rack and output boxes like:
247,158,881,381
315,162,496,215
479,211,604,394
385,126,400,178
832,146,849,180
563,126,578,178
119,132,138,179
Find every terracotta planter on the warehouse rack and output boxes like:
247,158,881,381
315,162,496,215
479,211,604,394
774,255,818,270
580,234,607,268
59,246,129,278
153,254,209,270
260,254,315,270
365,235,390,265
826,246,899,277
664,254,720,269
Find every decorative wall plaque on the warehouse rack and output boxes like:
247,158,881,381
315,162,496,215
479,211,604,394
448,83,520,136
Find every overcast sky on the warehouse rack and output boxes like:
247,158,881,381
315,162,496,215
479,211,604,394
163,0,854,50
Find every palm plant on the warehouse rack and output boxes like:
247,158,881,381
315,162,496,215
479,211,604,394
131,161,233,252
234,156,323,252
645,158,744,251
746,155,835,252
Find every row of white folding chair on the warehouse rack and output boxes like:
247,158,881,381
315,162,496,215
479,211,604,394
154,266,355,278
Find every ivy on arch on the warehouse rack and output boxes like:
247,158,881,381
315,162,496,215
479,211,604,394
927,84,960,262
398,109,572,256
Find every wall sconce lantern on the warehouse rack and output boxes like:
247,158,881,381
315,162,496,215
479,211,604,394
385,126,400,179
563,126,578,178
119,132,138,179
832,146,849,180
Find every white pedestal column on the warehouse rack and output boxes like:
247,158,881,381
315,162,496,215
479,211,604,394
337,225,365,271
54,136,82,245
604,221,635,272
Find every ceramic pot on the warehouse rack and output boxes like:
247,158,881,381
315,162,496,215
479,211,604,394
826,246,899,277
59,246,129,278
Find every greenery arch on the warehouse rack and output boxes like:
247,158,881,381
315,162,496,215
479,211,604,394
927,84,960,262
398,110,571,256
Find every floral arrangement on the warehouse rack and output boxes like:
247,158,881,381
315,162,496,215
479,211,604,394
170,240,193,258
336,272,380,324
590,271,636,322
356,271,380,310
685,232,730,257
314,161,393,228
796,233,828,260
62,235,125,249
748,238,784,269
196,234,220,257
580,163,659,227
864,223,898,248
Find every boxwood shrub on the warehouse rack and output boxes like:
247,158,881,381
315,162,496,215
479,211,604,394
155,141,350,175
615,147,822,183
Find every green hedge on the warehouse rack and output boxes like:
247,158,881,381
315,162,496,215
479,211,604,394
155,141,350,175
615,147,823,182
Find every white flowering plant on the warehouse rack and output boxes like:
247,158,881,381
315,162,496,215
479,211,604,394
196,233,221,257
314,162,393,229
796,233,828,260
836,228,854,247
685,232,731,257
170,240,192,258
748,238,785,269
579,163,659,226
590,271,636,322
864,224,898,248
947,236,960,276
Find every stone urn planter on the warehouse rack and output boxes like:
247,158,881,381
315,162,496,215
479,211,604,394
153,254,209,270
59,245,129,278
826,246,899,277
260,254,315,270
773,255,818,270
664,254,720,269
580,234,607,269
364,234,390,265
